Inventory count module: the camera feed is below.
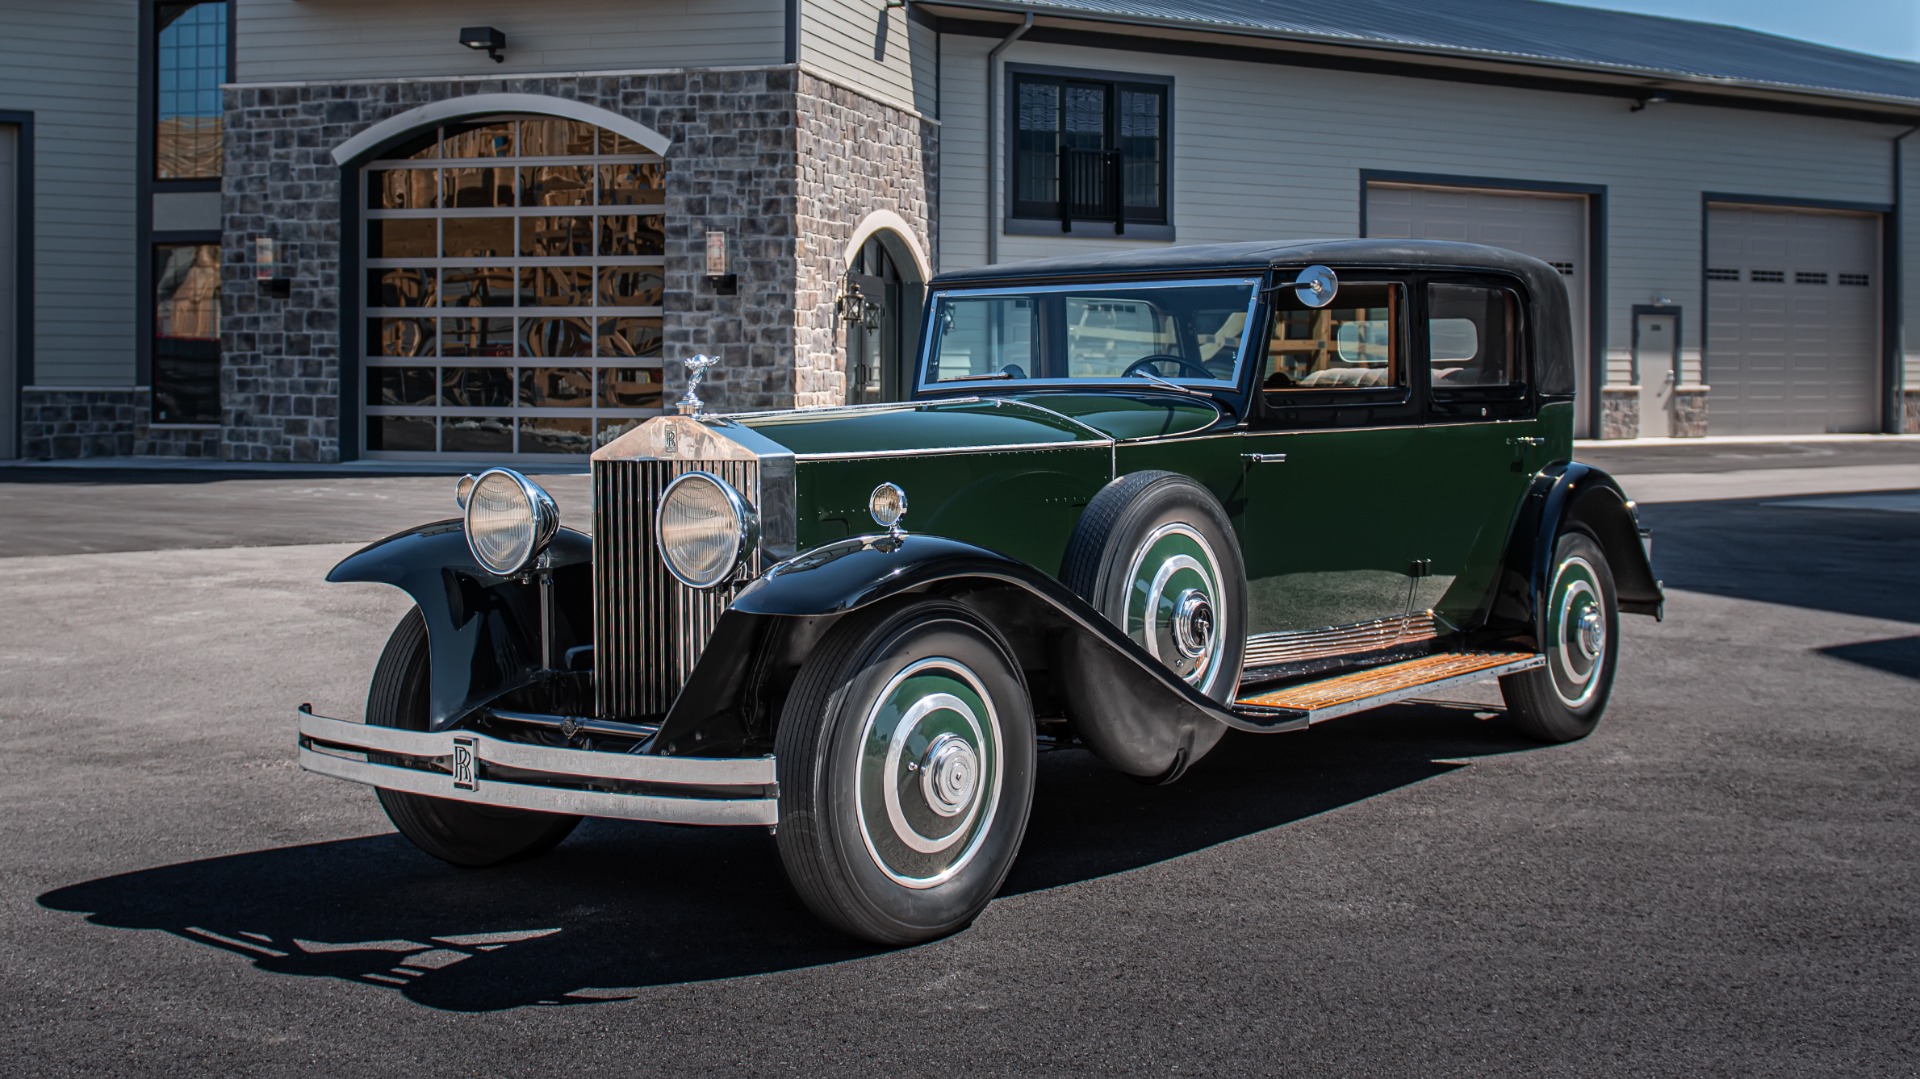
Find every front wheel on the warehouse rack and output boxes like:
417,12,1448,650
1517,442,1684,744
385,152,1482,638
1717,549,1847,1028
1500,528,1620,743
367,609,581,866
775,600,1037,945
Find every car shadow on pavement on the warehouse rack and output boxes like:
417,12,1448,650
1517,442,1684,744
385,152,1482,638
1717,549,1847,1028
39,702,1536,1012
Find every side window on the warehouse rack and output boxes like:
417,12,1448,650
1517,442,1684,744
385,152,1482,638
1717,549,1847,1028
931,296,1036,380
1263,283,1405,393
1427,284,1522,392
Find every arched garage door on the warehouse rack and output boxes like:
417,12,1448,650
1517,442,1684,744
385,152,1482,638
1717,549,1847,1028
1705,204,1880,435
361,116,667,461
1366,182,1591,436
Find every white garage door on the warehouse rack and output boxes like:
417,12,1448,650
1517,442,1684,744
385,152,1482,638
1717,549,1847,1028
1366,183,1590,435
1705,204,1880,434
0,125,15,459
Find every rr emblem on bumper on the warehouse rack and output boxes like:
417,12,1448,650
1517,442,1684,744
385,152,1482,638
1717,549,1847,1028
451,735,478,791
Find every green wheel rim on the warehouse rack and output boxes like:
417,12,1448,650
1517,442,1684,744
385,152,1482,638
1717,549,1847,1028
1547,554,1605,708
854,657,1004,889
1122,522,1224,686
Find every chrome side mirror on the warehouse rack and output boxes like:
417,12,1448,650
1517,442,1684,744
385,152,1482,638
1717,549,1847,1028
1289,264,1339,308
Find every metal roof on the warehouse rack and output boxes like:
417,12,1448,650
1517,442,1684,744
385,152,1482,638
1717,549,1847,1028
929,0,1920,111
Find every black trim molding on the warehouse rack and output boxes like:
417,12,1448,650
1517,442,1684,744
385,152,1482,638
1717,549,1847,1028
0,110,33,456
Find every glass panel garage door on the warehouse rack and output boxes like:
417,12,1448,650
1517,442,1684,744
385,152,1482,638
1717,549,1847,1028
362,116,666,460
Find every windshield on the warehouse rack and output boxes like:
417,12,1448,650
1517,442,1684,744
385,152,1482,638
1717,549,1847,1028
922,277,1261,389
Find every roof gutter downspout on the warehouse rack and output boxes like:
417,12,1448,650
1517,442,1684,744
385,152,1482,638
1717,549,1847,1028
1892,124,1916,432
985,12,1034,266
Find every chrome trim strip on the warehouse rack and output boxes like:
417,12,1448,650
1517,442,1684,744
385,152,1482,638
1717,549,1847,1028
1244,614,1439,669
794,439,1111,462
1299,655,1544,723
714,398,981,422
299,708,777,786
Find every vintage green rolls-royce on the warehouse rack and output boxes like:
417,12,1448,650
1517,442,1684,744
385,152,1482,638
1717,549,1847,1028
299,239,1662,945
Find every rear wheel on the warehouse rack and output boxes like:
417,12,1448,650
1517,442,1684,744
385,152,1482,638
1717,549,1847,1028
1500,528,1619,743
775,600,1036,945
368,609,580,867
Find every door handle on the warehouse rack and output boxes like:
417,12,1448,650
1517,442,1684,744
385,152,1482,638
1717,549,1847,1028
1240,453,1288,464
1506,437,1546,448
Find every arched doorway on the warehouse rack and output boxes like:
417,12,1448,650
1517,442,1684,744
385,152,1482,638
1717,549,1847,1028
359,114,667,460
840,226,927,405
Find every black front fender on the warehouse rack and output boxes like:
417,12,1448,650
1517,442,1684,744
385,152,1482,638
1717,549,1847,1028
648,535,1292,779
326,521,593,730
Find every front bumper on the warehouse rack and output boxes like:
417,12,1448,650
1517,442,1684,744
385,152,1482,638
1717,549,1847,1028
297,706,778,826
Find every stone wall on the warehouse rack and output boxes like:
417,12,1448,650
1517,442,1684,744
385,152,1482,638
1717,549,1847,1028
1671,385,1709,437
1599,386,1639,439
791,72,937,408
19,389,222,459
1904,389,1920,434
222,68,811,462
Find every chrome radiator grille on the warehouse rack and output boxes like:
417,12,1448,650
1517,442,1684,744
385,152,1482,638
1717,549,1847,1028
593,456,762,718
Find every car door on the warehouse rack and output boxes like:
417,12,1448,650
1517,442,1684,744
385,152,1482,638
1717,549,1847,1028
1239,274,1425,641
1407,275,1548,630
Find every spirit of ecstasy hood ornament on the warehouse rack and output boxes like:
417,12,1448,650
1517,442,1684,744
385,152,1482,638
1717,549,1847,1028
676,354,719,418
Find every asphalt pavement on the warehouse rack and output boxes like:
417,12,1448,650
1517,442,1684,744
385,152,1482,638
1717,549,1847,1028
0,442,1916,1075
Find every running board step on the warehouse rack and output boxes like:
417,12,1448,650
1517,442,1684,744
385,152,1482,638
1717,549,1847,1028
1233,651,1545,725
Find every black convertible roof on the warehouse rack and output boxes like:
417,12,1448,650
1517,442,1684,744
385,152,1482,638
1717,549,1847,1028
929,238,1579,396
930,237,1556,285
923,0,1920,112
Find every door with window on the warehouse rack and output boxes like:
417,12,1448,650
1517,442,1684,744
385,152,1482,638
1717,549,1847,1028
1240,278,1423,643
844,235,917,404
1410,277,1544,628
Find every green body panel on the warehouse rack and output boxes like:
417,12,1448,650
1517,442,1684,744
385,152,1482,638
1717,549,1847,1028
1008,392,1224,441
792,448,1112,575
1235,425,1424,634
1409,417,1546,627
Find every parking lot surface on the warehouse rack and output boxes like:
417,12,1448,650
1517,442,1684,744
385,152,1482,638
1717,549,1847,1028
1,444,1916,1075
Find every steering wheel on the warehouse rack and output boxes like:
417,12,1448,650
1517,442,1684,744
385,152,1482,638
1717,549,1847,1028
1123,354,1216,381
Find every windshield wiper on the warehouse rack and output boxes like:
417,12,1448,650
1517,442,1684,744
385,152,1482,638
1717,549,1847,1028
943,371,1015,381
1129,369,1199,395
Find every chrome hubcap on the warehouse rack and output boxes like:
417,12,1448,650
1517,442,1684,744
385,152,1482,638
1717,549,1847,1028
1576,606,1606,660
854,658,1004,889
1548,554,1606,708
1171,589,1215,660
1123,523,1226,686
920,732,980,818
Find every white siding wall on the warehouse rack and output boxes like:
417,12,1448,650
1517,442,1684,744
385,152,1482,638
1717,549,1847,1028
938,34,1912,389
236,0,786,83
800,0,938,114
0,2,138,387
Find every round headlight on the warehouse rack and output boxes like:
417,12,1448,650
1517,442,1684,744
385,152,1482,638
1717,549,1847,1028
464,468,559,576
869,482,908,531
657,471,756,589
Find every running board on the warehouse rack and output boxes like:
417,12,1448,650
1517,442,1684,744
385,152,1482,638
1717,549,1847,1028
1232,652,1545,726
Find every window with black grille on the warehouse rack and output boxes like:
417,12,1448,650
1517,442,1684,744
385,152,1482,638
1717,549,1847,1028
1011,71,1168,231
1839,273,1871,287
1706,267,1740,281
1750,269,1785,283
1795,271,1829,286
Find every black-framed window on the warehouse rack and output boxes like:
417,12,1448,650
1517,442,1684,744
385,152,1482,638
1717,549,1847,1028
1011,71,1168,229
152,242,221,424
156,1,228,180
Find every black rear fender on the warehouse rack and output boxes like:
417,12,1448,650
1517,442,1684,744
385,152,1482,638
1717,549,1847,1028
325,521,593,729
1483,464,1664,649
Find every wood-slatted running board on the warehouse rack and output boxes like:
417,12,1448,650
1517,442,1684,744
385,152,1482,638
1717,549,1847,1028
1237,651,1541,716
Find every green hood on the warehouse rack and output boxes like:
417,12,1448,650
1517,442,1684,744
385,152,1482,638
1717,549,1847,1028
731,392,1222,456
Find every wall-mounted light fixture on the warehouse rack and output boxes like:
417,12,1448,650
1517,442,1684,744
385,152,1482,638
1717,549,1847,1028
459,26,506,63
1630,93,1671,112
255,235,290,298
705,230,737,294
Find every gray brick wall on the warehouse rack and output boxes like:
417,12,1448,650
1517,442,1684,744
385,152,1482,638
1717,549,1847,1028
223,68,817,462
792,72,937,408
1599,386,1638,440
20,389,222,459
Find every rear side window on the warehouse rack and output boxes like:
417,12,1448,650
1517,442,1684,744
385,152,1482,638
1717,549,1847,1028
1428,284,1522,392
1263,283,1405,392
